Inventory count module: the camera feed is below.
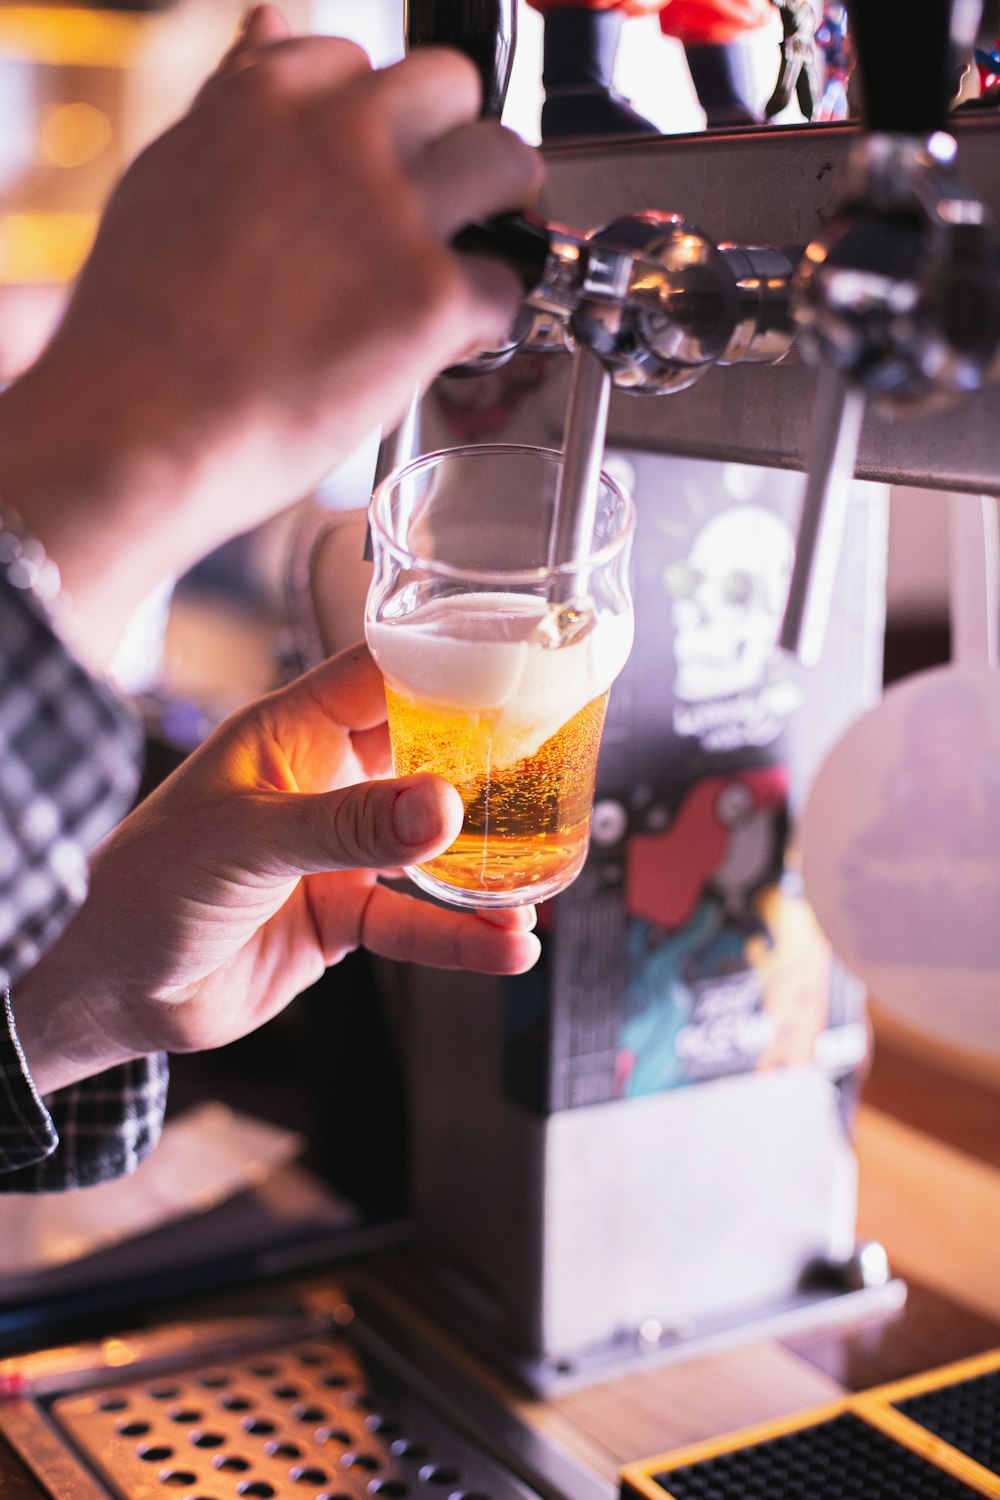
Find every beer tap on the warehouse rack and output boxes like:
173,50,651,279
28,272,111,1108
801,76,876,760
380,0,799,573
389,1,1000,650
455,211,797,389
778,0,1000,662
454,211,799,582
397,0,792,389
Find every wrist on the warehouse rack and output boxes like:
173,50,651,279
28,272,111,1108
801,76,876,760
12,946,145,1096
0,338,200,669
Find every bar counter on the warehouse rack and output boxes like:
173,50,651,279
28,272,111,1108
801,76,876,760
0,1014,995,1500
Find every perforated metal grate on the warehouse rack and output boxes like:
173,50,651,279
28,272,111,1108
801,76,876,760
894,1368,1000,1476
651,1412,982,1499
50,1331,536,1500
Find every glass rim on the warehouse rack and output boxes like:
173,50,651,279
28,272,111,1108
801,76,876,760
368,442,635,585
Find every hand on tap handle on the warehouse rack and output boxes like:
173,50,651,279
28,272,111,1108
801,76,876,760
452,214,553,295
405,6,799,401
369,0,541,504
403,1,575,312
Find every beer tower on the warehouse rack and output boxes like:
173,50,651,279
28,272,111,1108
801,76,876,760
390,0,998,1390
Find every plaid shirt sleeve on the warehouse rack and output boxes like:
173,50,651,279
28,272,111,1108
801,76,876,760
0,572,169,1190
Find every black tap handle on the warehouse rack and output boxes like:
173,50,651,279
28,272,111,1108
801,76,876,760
845,0,980,135
404,0,517,119
452,213,552,294
405,13,548,324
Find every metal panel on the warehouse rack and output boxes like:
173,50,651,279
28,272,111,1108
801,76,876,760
535,118,1000,493
0,1312,551,1500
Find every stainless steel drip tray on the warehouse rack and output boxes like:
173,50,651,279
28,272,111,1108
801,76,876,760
0,1291,552,1500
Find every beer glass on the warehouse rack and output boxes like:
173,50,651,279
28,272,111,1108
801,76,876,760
365,443,635,908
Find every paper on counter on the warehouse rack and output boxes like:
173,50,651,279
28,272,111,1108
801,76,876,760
0,1101,306,1277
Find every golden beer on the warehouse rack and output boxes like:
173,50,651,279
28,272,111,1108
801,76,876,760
384,682,610,896
368,591,632,905
365,443,634,908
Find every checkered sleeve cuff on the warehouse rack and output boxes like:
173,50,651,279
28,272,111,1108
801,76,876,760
0,982,57,1172
0,565,168,1190
0,987,170,1190
0,576,143,989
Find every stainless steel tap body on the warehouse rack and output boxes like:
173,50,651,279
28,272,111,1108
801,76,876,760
487,212,799,392
793,130,1000,409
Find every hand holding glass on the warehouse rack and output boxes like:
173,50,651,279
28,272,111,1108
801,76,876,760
365,444,634,908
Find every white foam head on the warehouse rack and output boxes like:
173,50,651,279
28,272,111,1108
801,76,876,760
367,593,633,764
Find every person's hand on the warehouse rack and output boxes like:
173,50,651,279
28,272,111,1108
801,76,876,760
13,643,541,1095
0,6,544,666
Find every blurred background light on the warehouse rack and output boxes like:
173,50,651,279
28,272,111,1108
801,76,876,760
41,99,111,165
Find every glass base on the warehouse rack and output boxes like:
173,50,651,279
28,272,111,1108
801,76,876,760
403,857,584,910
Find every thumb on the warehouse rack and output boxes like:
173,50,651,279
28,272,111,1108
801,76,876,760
249,775,465,879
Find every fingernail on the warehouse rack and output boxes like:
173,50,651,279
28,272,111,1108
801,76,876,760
392,783,441,847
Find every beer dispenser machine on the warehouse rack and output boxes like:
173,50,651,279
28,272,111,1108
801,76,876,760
2,8,1000,1500
385,0,1000,1391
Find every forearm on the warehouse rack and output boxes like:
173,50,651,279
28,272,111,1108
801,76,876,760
0,24,542,674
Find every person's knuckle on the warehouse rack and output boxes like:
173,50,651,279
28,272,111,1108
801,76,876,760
329,36,371,75
331,784,379,865
448,936,467,970
420,919,470,972
485,120,537,177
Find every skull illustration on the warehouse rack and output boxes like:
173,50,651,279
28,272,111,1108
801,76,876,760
668,506,794,702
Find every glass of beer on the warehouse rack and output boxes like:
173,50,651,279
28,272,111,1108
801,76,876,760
365,443,635,908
